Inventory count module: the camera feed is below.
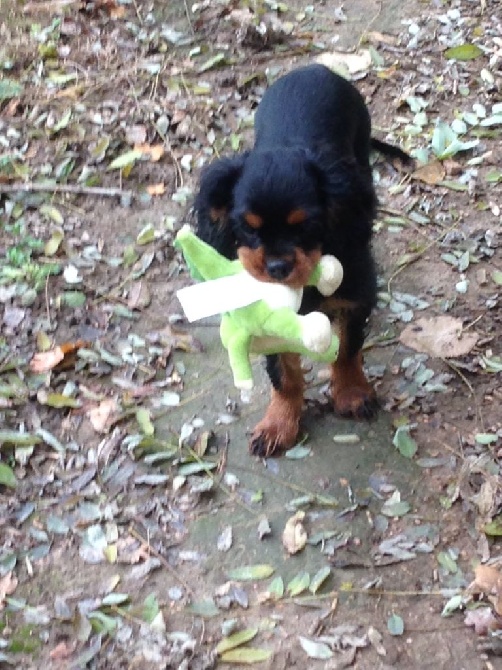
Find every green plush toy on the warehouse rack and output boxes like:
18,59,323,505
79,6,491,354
175,226,343,391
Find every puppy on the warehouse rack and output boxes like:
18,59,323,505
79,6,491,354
194,64,410,457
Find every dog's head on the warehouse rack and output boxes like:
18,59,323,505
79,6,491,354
195,147,375,286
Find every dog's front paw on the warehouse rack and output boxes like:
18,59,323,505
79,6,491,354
249,417,299,457
332,383,379,419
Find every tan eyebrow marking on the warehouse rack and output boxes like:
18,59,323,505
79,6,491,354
244,212,263,229
287,209,307,225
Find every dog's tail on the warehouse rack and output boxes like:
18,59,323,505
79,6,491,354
371,138,413,165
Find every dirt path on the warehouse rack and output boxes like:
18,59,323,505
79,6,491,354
1,0,501,668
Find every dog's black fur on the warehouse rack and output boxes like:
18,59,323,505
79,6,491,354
194,64,410,457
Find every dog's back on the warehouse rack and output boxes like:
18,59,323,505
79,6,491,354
254,64,372,165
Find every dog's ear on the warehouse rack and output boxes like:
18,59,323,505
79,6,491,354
194,153,248,259
307,154,377,244
195,154,248,224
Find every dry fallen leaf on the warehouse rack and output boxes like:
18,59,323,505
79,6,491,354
87,398,119,433
0,571,18,610
464,607,500,635
29,340,87,373
49,640,77,660
146,182,166,196
411,160,446,185
399,316,478,358
468,564,502,615
282,511,307,555
317,49,372,75
127,280,152,310
134,143,165,162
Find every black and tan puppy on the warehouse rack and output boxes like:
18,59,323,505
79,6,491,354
195,64,410,457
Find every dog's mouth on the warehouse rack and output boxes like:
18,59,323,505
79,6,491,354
238,246,321,287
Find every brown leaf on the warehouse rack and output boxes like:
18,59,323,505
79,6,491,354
127,281,151,310
87,398,119,433
134,143,165,162
465,607,500,635
49,641,77,660
316,49,372,75
399,316,478,358
282,511,307,555
412,160,446,185
0,572,18,610
30,340,88,373
158,325,204,353
146,183,166,196
469,564,502,615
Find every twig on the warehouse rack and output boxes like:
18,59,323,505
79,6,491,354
183,0,195,35
387,219,460,294
0,182,133,199
128,526,195,596
186,446,261,518
357,0,383,48
442,358,484,429
44,274,52,330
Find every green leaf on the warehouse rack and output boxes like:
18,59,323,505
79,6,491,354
38,392,81,409
216,628,258,654
475,433,498,445
220,648,272,664
482,517,502,537
387,613,404,636
441,594,463,617
227,564,275,581
108,149,143,171
44,229,64,256
309,566,331,594
444,44,483,60
482,356,502,373
491,271,502,286
136,224,156,245
431,120,479,159
87,611,118,634
0,431,42,447
298,636,333,660
197,53,227,73
437,551,458,574
268,576,284,599
381,499,410,517
0,462,17,488
0,78,23,100
101,593,130,607
142,594,160,623
136,408,154,436
285,445,311,459
62,291,86,308
392,426,417,458
39,205,64,225
287,571,310,596
187,599,220,618
177,461,217,476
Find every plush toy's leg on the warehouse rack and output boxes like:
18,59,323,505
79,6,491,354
331,306,378,418
220,317,253,389
250,353,304,457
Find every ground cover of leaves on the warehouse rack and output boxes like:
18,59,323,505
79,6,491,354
1,0,502,668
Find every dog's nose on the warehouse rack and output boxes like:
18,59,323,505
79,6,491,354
266,258,293,280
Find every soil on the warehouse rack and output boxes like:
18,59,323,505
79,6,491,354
1,0,501,668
